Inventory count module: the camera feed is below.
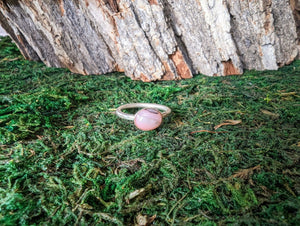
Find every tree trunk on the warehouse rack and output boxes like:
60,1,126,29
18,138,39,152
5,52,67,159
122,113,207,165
0,0,298,81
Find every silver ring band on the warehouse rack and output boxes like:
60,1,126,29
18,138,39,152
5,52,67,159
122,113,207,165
116,103,171,120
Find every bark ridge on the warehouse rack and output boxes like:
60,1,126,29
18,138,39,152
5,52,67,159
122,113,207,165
0,0,298,81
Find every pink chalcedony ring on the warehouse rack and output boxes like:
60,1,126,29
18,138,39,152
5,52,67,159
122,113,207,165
116,103,171,131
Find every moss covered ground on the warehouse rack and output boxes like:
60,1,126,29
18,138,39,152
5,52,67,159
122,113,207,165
0,36,299,225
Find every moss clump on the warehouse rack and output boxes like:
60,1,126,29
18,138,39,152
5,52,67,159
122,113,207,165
0,36,299,225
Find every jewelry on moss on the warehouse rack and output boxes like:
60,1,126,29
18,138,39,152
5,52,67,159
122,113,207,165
116,103,171,131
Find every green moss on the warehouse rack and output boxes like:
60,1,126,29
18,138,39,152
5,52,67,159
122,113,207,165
0,36,299,225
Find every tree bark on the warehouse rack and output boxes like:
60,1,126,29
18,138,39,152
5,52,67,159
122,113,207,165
291,0,300,58
0,0,298,81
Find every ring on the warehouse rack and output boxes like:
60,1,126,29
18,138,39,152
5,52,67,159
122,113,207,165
116,103,171,131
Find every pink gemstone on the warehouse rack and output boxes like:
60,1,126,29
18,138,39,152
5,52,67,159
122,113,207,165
134,108,163,131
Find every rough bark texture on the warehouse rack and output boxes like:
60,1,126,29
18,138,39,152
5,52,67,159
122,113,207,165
0,0,298,81
291,0,300,43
